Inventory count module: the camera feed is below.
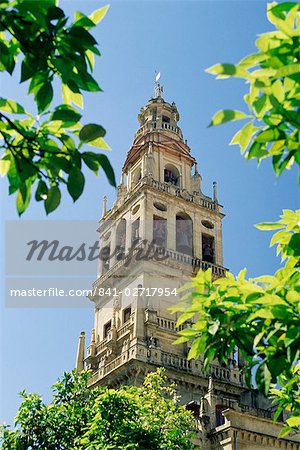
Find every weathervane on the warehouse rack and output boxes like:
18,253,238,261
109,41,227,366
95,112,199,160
154,71,163,98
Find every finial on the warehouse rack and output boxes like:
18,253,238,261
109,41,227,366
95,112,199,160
75,331,85,373
208,376,213,394
213,181,218,204
102,195,107,217
195,163,199,175
154,71,163,98
200,397,205,418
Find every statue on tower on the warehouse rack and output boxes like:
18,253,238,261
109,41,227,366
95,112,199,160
154,71,163,98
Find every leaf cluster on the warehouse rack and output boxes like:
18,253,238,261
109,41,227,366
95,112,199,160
207,2,300,179
172,210,300,433
0,369,196,450
0,0,116,215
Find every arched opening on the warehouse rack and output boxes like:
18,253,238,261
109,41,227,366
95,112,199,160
131,218,140,244
176,212,193,256
132,167,141,186
123,306,131,324
215,405,226,427
164,164,180,186
153,215,167,247
116,219,126,260
101,245,110,274
202,234,215,263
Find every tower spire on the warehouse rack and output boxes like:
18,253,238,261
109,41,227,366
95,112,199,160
75,331,85,372
154,71,163,98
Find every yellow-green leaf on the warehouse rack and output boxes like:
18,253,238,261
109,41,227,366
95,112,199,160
89,5,109,24
272,80,284,102
208,110,249,127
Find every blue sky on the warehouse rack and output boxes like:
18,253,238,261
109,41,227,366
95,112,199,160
0,0,298,425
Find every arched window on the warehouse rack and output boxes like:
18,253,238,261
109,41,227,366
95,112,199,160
176,213,193,256
215,405,226,427
132,167,141,186
116,219,126,259
101,245,110,274
131,218,140,244
164,164,180,186
153,215,167,247
123,306,131,323
202,234,215,263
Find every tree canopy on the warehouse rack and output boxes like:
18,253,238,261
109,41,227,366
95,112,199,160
172,1,300,437
0,0,116,216
0,369,196,450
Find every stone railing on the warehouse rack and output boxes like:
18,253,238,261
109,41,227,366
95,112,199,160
208,364,230,382
147,178,217,210
92,241,145,288
101,175,218,228
93,241,226,289
117,314,134,339
135,122,183,139
151,244,227,277
96,337,108,353
161,351,192,371
89,343,245,388
153,350,241,385
156,315,192,333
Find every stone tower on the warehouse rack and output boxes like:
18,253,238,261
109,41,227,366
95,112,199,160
78,84,300,449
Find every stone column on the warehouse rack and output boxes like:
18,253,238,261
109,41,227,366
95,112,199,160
125,214,132,253
168,211,176,251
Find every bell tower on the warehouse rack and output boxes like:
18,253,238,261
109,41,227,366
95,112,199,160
76,82,300,450
83,83,245,407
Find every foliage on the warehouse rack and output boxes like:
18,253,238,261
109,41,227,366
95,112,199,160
0,0,116,216
207,2,300,179
172,1,300,436
172,211,300,432
0,369,196,450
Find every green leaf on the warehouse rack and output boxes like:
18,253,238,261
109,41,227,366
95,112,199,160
247,141,267,160
0,154,11,176
16,182,31,216
82,152,99,173
271,80,284,103
230,121,259,153
0,98,26,114
68,26,97,47
76,72,101,92
206,63,248,78
0,40,15,74
95,154,116,187
253,94,268,116
87,136,111,150
287,233,300,257
208,110,248,127
21,57,37,83
44,185,61,214
36,82,53,113
255,128,286,143
276,63,300,78
287,416,300,428
89,5,109,24
67,167,85,201
278,425,292,438
79,123,106,142
35,179,48,202
255,222,284,230
255,363,272,396
51,105,82,126
188,337,207,360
